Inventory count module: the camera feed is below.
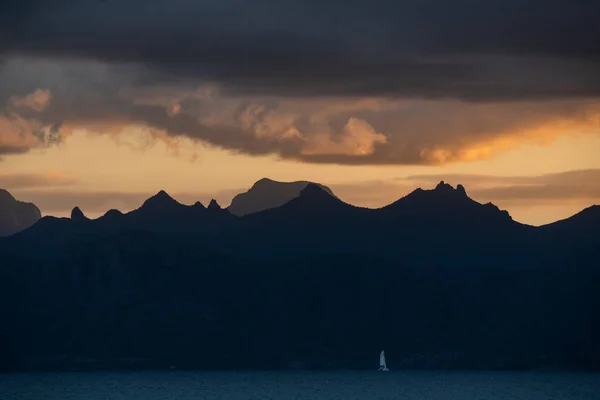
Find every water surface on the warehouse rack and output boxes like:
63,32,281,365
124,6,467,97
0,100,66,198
1,371,598,399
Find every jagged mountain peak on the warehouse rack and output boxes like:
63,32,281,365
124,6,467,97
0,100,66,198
382,181,514,225
208,199,222,210
433,180,468,197
70,206,88,221
152,190,176,201
141,190,180,209
402,181,472,202
435,180,451,190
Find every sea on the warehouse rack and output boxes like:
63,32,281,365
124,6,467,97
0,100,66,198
1,371,599,399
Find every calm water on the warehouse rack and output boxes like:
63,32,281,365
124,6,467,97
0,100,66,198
1,371,599,399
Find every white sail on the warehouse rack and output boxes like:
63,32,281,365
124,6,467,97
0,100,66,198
379,350,389,371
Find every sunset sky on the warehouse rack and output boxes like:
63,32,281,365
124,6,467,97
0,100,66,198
1,1,600,226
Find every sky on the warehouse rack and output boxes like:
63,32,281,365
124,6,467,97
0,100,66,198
1,0,600,226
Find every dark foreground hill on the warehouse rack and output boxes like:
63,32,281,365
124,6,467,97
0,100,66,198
0,181,598,371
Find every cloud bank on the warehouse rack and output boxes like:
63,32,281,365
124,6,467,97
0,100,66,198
2,0,599,99
0,0,599,163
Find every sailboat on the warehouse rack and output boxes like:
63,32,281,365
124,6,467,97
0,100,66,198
378,350,389,371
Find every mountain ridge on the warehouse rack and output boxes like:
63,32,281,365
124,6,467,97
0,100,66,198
0,180,599,371
3,178,596,237
3,180,595,239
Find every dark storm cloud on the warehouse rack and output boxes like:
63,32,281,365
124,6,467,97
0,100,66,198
1,56,599,164
1,2,600,164
1,0,599,100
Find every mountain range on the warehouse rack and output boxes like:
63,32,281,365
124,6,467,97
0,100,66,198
0,179,598,371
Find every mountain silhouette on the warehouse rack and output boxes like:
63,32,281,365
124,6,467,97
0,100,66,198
378,181,517,232
226,183,371,256
539,204,600,250
125,190,195,227
140,189,181,209
82,191,234,233
228,178,336,216
382,181,508,216
244,183,362,222
0,189,41,237
0,181,599,371
543,204,600,232
70,206,89,222
207,199,221,210
229,181,529,259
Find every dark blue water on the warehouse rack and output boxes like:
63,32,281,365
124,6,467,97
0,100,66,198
1,371,599,399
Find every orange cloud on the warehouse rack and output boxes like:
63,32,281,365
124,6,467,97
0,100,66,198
58,121,199,161
167,103,182,117
2,57,599,164
420,105,600,164
9,89,53,112
18,96,600,165
0,114,61,155
302,117,387,156
0,171,77,189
